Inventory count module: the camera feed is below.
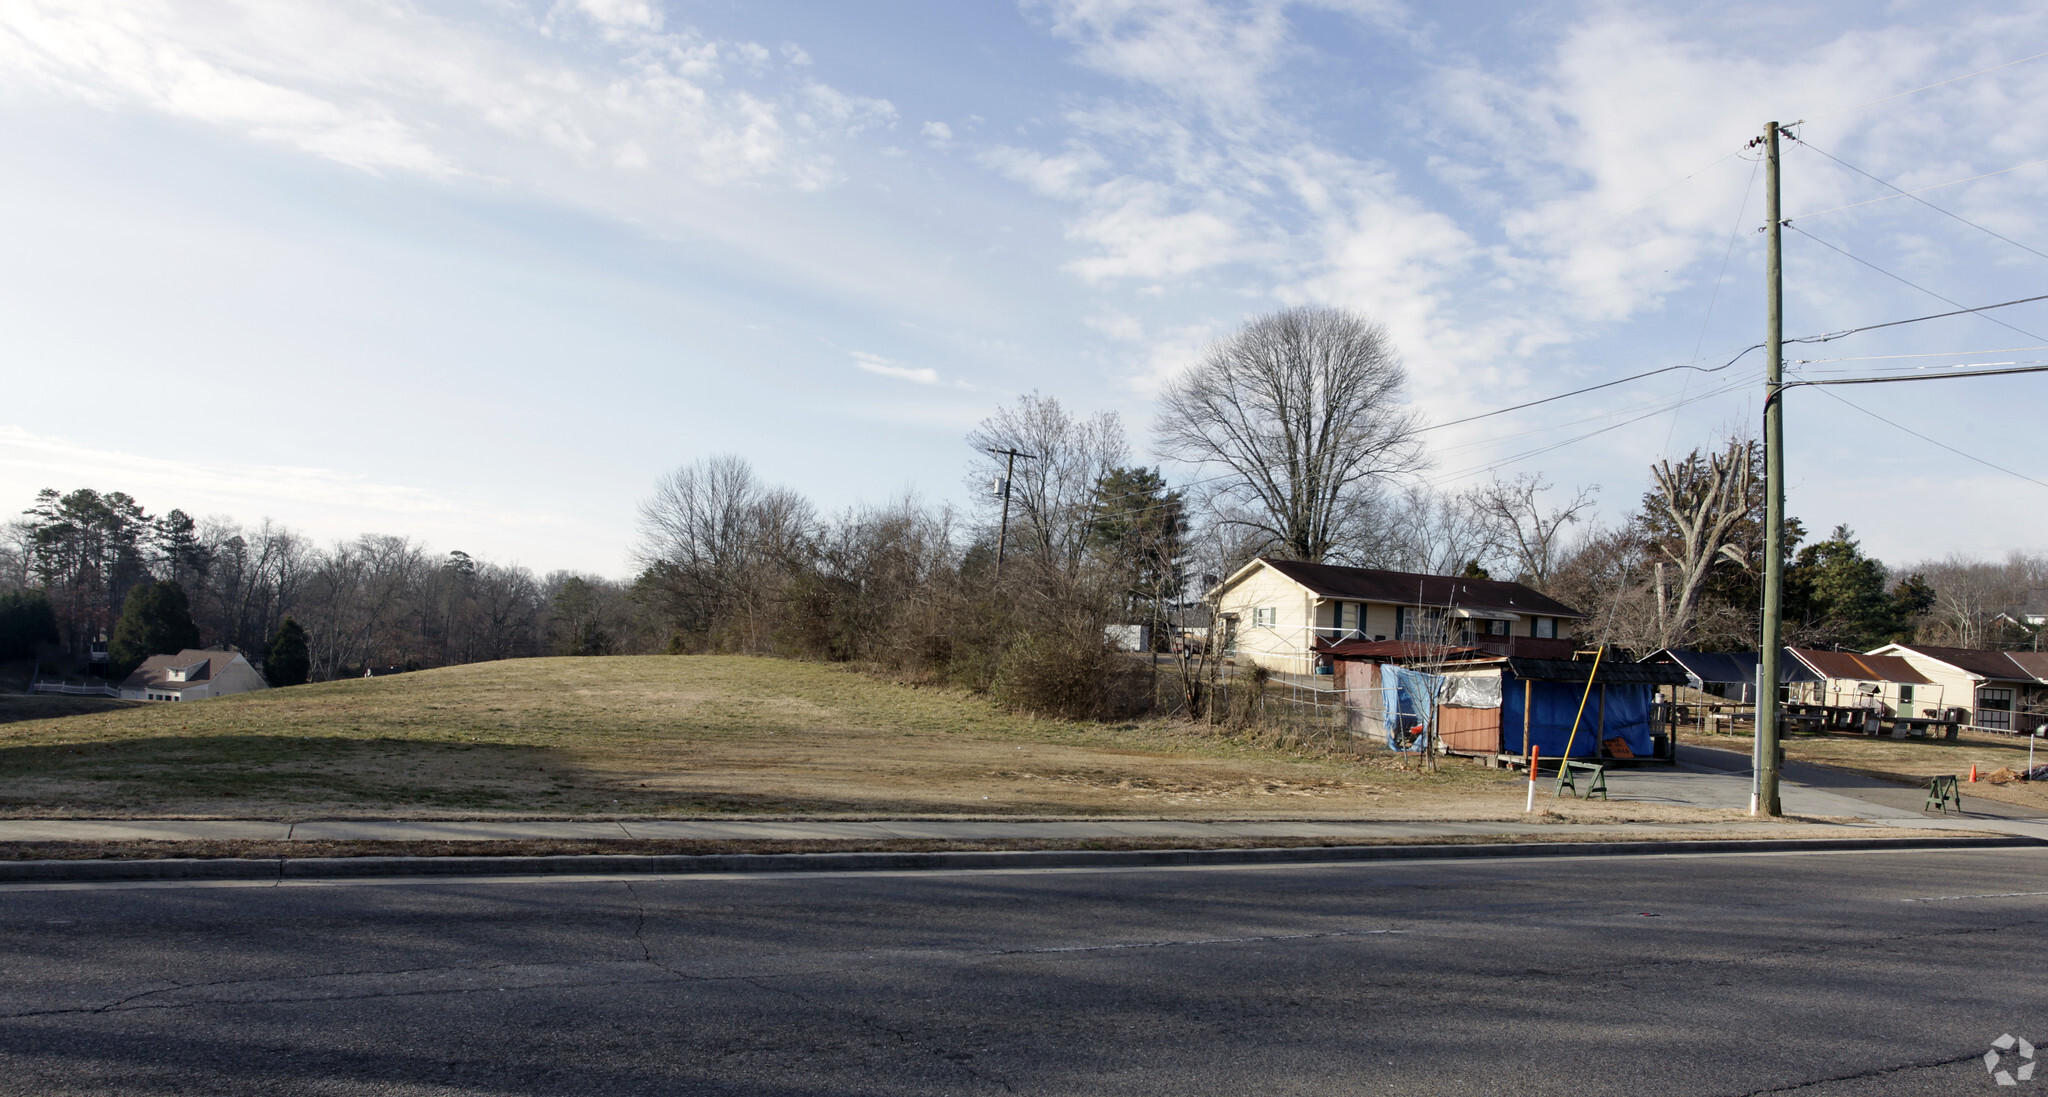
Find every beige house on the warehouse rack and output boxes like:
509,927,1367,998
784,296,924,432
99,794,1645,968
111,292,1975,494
118,650,269,702
1209,558,1587,676
1866,644,2048,732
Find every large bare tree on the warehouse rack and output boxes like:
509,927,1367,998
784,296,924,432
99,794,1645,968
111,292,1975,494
966,393,1128,577
1475,473,1598,588
1155,306,1423,564
1643,439,1756,650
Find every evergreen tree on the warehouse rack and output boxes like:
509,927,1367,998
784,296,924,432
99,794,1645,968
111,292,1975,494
0,591,60,660
109,579,201,678
266,617,310,686
1785,526,1902,649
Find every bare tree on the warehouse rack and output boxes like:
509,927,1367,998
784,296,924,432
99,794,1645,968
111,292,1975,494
1370,485,1499,576
636,455,816,650
966,393,1128,577
1475,474,1597,588
1642,439,1756,650
1155,306,1424,564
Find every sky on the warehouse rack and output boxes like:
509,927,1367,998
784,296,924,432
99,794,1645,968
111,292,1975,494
4,0,2048,578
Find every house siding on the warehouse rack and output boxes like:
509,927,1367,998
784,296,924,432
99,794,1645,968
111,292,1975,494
1214,561,1580,676
1216,566,1321,674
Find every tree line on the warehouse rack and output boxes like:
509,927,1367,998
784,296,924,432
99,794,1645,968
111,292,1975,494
5,305,2036,700
0,489,660,680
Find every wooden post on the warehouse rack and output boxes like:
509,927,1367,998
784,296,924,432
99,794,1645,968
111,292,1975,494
1523,678,1533,759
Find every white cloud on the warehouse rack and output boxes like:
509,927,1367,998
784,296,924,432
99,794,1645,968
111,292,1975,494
572,0,662,32
0,0,891,191
921,120,952,142
853,351,940,384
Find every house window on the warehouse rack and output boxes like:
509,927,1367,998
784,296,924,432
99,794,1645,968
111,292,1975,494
1253,607,1277,628
1980,687,2014,731
1534,617,1556,639
1477,619,1510,637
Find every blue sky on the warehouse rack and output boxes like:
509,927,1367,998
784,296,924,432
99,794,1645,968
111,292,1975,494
4,0,2047,576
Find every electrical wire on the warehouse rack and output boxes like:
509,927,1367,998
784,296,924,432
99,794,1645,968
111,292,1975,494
1419,375,1758,487
1784,363,2048,386
1414,343,1763,436
1806,48,2048,121
1792,345,2048,363
1790,358,2048,376
1787,290,2048,345
1784,225,2048,342
1809,385,2048,491
1787,157,2048,221
1667,155,1763,452
1790,137,2048,265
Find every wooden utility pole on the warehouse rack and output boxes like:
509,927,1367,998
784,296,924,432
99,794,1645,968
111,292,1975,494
989,447,1034,581
1757,120,1787,817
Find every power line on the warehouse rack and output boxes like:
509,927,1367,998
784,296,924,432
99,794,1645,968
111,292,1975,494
1420,374,1758,486
1415,343,1762,436
1791,358,2048,376
1807,48,2048,121
1667,155,1763,452
1810,385,2048,491
1784,225,2048,342
1787,157,2048,221
1785,362,2048,385
1790,137,2048,265
1793,345,2048,363
1786,290,2048,345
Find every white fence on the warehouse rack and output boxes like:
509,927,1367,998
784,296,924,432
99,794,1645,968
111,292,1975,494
29,680,121,698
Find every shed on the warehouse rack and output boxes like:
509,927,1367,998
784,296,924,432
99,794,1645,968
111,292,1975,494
1645,649,1820,701
1403,655,1686,762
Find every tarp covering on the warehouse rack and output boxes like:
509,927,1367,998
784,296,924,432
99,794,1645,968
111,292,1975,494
1381,664,1442,752
1442,674,1502,708
1500,672,1656,759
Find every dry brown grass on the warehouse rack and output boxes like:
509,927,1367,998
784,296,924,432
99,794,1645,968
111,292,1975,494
0,655,1626,819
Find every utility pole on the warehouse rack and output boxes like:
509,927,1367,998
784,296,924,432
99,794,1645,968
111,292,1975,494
1756,120,1787,817
989,447,1035,581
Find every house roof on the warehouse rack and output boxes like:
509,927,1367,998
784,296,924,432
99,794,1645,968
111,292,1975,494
1235,558,1587,619
1315,639,1486,662
118,649,243,692
1645,649,1821,686
2003,651,2048,683
1787,648,1933,685
1881,644,2040,682
1501,657,1690,685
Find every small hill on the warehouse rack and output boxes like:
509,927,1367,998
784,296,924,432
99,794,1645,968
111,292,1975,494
0,655,1516,818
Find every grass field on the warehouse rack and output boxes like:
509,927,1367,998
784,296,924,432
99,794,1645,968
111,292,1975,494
0,654,1754,822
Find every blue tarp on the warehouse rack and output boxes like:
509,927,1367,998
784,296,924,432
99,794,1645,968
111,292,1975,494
1381,664,1441,752
1500,672,1656,759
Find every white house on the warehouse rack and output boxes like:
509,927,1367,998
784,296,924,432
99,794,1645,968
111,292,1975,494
1209,558,1588,676
118,650,269,702
1866,643,2048,732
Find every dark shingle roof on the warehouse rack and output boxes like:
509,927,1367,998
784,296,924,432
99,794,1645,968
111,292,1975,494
1647,649,1821,686
1788,648,1933,685
1503,657,1689,685
1254,559,1586,619
1891,645,2037,682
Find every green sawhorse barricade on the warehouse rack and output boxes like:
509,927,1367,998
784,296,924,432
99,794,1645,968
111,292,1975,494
1925,774,1963,814
1554,760,1608,801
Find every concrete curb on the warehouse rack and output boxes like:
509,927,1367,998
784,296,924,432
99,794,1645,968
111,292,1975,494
0,833,2038,883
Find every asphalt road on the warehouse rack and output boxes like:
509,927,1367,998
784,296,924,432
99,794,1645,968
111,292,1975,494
5,849,2048,1095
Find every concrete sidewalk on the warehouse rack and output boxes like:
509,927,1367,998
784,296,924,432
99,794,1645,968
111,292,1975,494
0,816,1893,845
2,742,2040,847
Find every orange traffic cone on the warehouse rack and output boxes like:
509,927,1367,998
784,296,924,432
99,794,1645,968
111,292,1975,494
1971,764,1979,783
